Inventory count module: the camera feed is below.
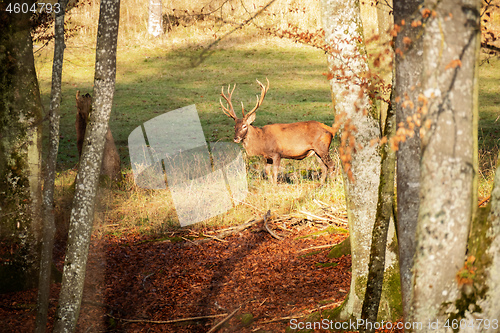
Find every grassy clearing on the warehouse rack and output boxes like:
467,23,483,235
36,2,341,235
37,1,500,236
478,56,500,197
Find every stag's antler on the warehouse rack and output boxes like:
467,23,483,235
242,78,269,118
220,84,237,120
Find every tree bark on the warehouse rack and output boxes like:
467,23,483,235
35,1,68,331
321,0,400,321
360,99,396,333
465,152,500,325
409,0,480,330
148,0,163,37
53,0,121,331
0,0,44,294
393,0,423,323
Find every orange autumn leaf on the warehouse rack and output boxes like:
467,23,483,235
445,59,462,69
411,20,422,27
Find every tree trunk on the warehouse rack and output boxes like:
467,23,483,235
393,0,423,323
53,0,121,331
409,0,480,329
76,91,121,181
360,98,396,333
321,0,400,321
464,152,500,326
148,0,163,37
35,1,68,331
0,0,44,294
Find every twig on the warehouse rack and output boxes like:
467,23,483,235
299,210,331,222
479,195,491,207
196,216,262,243
202,233,228,242
142,272,155,289
298,244,336,252
322,212,349,225
181,236,200,246
313,199,329,207
207,306,241,333
192,0,277,66
108,313,228,325
258,301,342,325
259,315,305,324
263,210,283,240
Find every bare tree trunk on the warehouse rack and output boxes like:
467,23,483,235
35,1,68,331
409,0,480,330
53,0,121,331
321,0,386,320
148,0,163,37
76,91,121,181
0,0,43,294
360,99,396,333
393,0,423,323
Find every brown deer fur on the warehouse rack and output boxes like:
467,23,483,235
221,79,336,183
76,91,121,181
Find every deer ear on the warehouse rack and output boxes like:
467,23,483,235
246,112,256,125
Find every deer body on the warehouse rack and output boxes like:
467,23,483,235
221,79,336,183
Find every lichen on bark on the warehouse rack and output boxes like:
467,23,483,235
0,1,43,293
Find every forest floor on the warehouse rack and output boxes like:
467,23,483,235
0,218,372,333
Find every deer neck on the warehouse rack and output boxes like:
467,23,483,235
241,125,264,156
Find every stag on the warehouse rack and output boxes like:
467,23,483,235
220,78,336,183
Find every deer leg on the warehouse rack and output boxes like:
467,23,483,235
271,155,281,184
316,152,335,184
265,158,273,180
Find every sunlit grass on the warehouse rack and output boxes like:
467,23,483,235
40,0,500,236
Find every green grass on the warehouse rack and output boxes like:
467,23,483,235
36,31,344,233
478,56,500,197
35,23,500,234
35,40,333,170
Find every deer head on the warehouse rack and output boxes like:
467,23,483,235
220,78,269,143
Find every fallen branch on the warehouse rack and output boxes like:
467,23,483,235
299,210,331,222
207,306,241,333
202,233,228,242
181,236,200,246
214,217,262,239
196,215,265,243
298,244,336,252
108,313,228,325
259,315,305,324
258,301,343,324
263,210,283,240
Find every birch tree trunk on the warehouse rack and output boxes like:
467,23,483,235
393,0,423,323
148,0,163,37
0,0,44,294
321,0,399,320
53,0,121,331
35,1,69,331
409,0,480,330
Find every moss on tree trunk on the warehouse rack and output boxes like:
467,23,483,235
0,0,43,294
